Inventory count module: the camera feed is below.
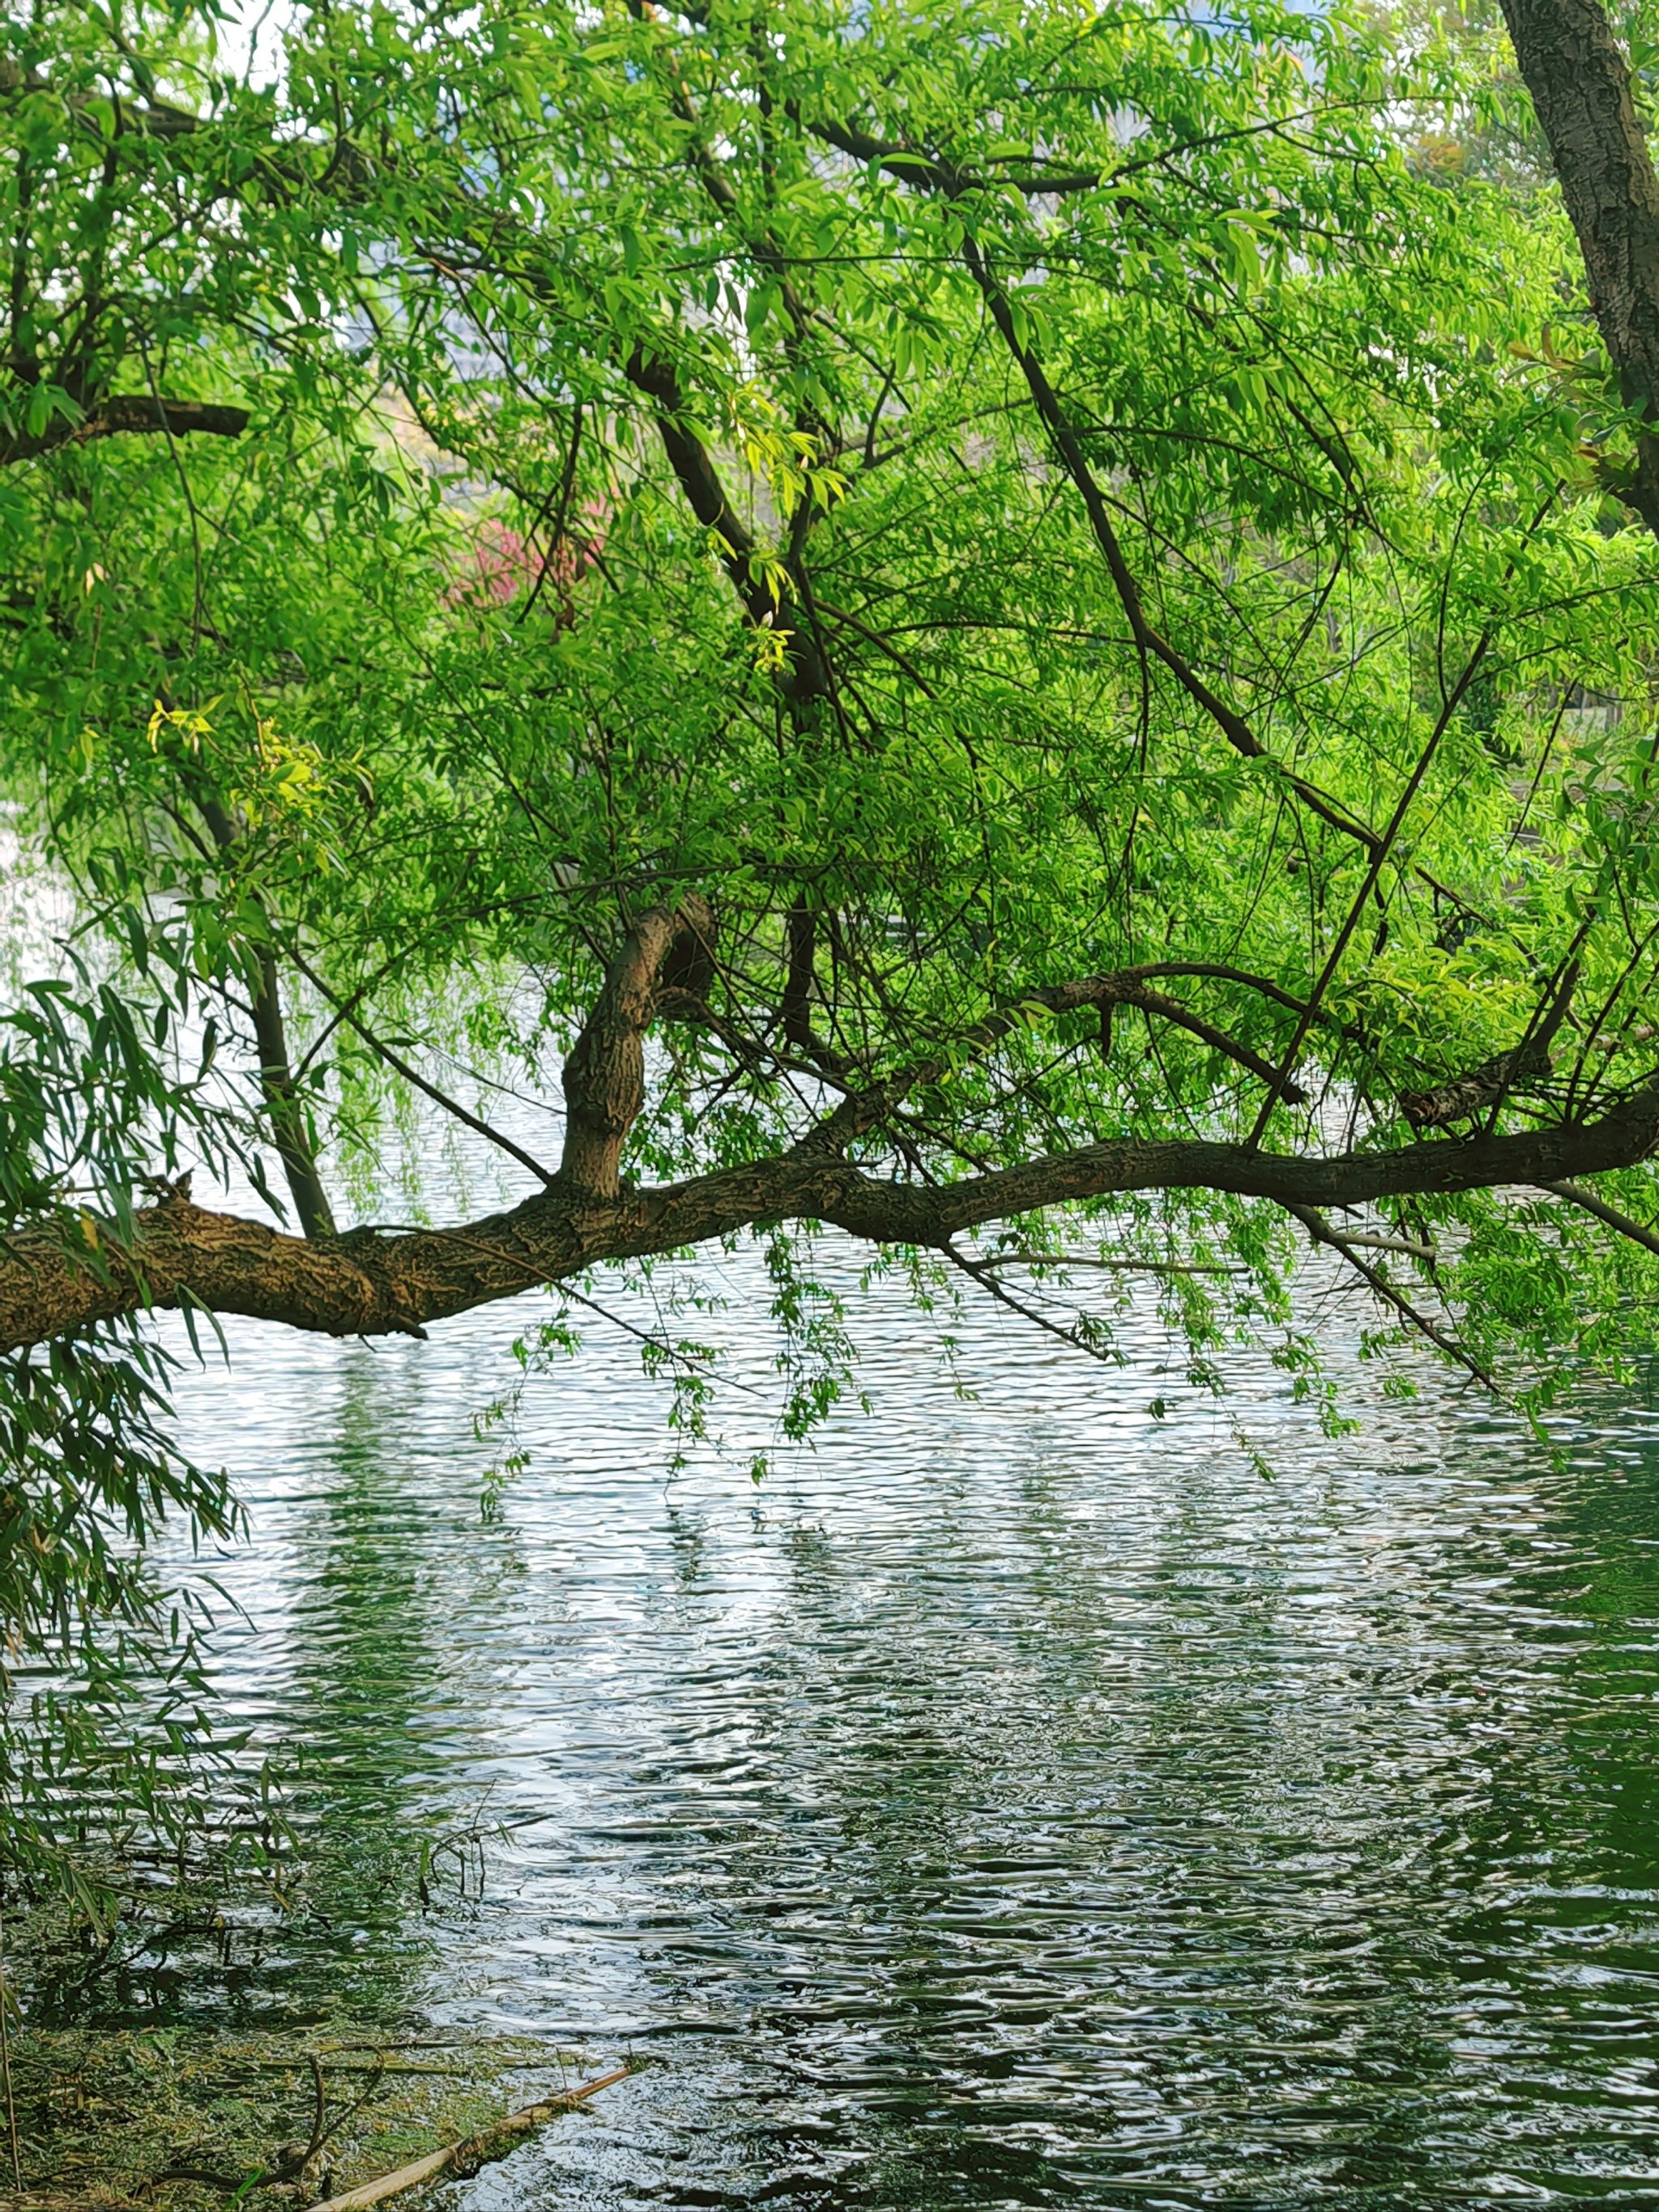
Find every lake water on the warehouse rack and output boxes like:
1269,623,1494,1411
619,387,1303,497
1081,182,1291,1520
99,1238,1659,2209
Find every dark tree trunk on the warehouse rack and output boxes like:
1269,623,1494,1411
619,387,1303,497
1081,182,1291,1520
1500,0,1659,531
193,786,337,1241
251,948,337,1241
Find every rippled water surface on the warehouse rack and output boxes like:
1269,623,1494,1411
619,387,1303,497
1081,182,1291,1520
132,1242,1659,2210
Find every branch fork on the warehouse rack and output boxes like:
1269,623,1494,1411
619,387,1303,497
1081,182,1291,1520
560,895,717,1196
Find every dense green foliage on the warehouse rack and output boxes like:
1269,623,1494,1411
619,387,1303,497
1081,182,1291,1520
6,0,1659,1874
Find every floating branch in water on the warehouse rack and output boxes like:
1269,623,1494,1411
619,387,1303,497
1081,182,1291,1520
306,2063,638,2212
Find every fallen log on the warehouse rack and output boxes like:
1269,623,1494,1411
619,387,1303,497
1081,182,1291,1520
305,2063,636,2212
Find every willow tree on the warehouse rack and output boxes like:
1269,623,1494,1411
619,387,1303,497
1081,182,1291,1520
4,0,1659,1858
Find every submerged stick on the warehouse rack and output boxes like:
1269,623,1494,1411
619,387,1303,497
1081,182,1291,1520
305,2063,634,2212
0,1901,21,2191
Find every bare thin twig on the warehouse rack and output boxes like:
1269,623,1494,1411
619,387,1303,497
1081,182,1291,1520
0,1900,21,2191
977,1250,1246,1276
557,1282,766,1397
1538,1178,1659,1260
1286,1203,1493,1388
1325,1230,1437,1259
304,2052,329,2168
284,941,558,1187
941,1241,1120,1362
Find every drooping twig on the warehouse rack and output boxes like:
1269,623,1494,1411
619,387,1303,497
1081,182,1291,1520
1286,1203,1493,1387
557,1283,766,1397
1538,1178,1659,1260
941,1241,1120,1362
810,964,1314,1153
976,1250,1246,1276
284,940,558,1190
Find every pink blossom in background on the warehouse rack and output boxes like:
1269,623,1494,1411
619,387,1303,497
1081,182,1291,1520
447,506,608,624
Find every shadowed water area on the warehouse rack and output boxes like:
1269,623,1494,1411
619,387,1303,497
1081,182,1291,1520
83,1244,1659,2210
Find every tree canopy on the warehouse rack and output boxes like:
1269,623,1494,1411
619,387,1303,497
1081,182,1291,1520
6,0,1659,1866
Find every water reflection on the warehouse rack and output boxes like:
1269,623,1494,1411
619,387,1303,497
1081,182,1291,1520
134,1247,1659,2207
270,1347,523,2006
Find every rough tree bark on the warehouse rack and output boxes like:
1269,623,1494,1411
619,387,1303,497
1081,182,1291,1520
5,1076,1658,1355
561,897,715,1196
1499,0,1659,530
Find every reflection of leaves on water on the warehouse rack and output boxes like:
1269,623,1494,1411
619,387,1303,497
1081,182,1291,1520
254,1349,530,2016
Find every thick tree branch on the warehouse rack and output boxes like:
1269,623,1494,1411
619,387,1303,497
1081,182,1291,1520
623,347,834,704
775,898,851,1072
1401,961,1579,1128
0,394,249,466
1403,1045,1553,1130
1538,1174,1659,1256
8,1082,1659,1355
624,349,760,584
781,899,817,1053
